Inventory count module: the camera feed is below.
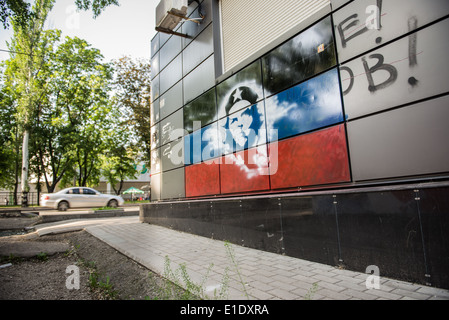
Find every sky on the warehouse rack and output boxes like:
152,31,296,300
0,0,158,63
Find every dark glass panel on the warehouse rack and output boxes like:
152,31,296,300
183,88,217,133
216,60,263,119
336,190,428,285
281,195,340,265
262,16,337,96
418,187,449,289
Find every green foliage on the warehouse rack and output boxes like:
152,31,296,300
1,0,119,29
1,0,55,194
45,36,114,188
92,206,120,211
74,0,119,18
112,56,152,164
304,282,319,300
160,256,205,300
88,271,118,299
1,1,147,194
36,251,48,261
0,77,18,189
0,0,32,29
224,240,249,299
158,243,238,300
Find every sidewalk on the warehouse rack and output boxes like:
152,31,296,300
33,216,449,300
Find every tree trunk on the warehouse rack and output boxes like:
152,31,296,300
21,129,30,207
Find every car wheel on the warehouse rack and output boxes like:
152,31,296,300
58,201,69,211
107,199,118,208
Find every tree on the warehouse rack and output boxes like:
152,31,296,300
113,56,152,164
45,36,113,188
0,68,18,191
6,0,55,206
25,29,75,194
0,0,31,29
74,0,119,18
1,0,119,29
101,144,138,195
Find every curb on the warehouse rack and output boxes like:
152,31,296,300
39,210,139,224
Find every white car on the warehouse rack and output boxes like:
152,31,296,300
41,187,125,211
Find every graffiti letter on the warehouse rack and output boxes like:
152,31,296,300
362,54,398,93
408,17,418,67
340,66,355,96
337,14,367,48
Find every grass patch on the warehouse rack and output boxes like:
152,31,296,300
91,207,121,211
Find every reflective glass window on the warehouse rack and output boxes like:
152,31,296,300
262,16,336,97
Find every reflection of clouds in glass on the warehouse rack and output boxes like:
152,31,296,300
265,97,299,142
292,19,333,52
265,69,343,142
306,71,341,121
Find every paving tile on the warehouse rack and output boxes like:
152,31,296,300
316,280,346,293
291,279,319,291
333,274,367,286
362,288,403,300
316,288,352,300
335,279,368,292
311,273,341,284
247,273,277,285
340,288,379,300
289,287,309,298
391,288,432,300
416,286,449,299
291,273,320,285
271,274,296,285
247,280,276,292
268,288,302,300
269,280,298,292
248,288,275,300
